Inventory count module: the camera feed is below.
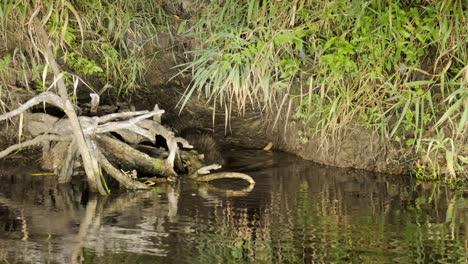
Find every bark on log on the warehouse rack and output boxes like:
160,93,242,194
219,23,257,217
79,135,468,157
96,134,176,177
57,139,78,183
97,151,150,190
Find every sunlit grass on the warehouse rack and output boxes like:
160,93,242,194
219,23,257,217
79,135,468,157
178,0,467,182
0,0,171,97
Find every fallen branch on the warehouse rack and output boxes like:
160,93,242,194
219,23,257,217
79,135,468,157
195,172,256,185
34,17,105,194
196,164,222,175
96,110,149,123
84,108,165,135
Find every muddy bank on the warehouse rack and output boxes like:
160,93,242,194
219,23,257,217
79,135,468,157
132,83,403,174
273,123,402,173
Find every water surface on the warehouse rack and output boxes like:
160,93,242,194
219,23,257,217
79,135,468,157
0,150,466,263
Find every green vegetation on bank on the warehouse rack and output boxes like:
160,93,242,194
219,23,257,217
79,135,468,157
0,0,466,182
0,0,169,98
179,0,467,182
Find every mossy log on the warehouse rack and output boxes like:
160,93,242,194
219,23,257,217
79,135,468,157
96,134,175,177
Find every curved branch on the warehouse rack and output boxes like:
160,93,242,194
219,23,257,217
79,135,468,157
0,92,64,121
0,134,70,159
195,172,256,185
97,110,149,123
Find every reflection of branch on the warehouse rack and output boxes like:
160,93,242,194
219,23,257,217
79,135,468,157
104,191,153,215
20,209,29,241
198,183,254,198
71,196,98,263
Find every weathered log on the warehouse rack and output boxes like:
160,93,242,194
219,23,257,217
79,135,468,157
97,150,150,190
96,134,176,177
1,93,254,191
23,113,59,136
2,107,177,189
57,139,78,183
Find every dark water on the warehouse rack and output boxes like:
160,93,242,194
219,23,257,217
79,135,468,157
0,150,466,263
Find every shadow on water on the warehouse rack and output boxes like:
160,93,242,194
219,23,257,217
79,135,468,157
0,150,466,263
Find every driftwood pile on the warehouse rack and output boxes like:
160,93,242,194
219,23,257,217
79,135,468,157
0,92,255,194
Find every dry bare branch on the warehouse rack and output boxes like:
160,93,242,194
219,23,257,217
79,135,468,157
0,134,70,159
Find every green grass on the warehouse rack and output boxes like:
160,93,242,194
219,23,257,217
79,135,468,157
0,0,171,97
176,0,467,182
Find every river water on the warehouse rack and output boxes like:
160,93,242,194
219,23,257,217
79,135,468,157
0,150,466,263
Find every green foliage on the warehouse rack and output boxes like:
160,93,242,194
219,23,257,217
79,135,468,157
1,0,170,97
73,0,169,96
0,54,12,84
180,0,467,182
177,0,310,113
63,52,103,76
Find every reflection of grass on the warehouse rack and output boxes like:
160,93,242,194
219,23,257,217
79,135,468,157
172,175,466,263
178,0,467,182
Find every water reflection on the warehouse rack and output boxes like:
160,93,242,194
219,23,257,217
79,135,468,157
0,151,466,263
